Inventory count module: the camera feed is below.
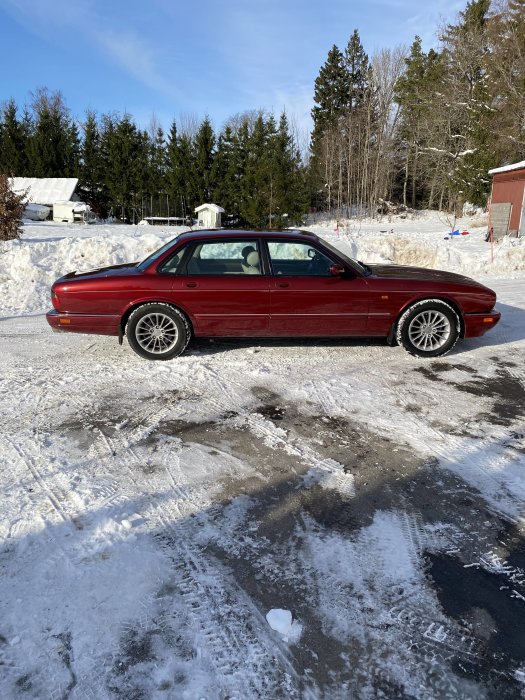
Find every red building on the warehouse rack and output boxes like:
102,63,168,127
488,160,525,238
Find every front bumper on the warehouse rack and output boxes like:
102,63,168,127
46,310,120,336
463,310,501,338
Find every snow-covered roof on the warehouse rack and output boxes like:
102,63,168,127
488,160,525,175
10,177,79,205
194,203,225,213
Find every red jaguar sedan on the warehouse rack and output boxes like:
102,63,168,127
47,229,500,360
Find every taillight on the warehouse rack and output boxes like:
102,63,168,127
51,291,60,310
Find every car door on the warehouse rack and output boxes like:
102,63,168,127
171,238,270,336
265,239,369,336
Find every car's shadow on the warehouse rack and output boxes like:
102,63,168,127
188,302,524,357
188,336,391,357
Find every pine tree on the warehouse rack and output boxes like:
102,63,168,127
28,90,71,177
65,121,81,177
240,113,270,228
166,120,183,216
0,99,30,176
167,120,197,219
211,126,237,217
80,111,103,210
100,113,143,221
394,36,434,207
310,45,349,155
275,111,308,226
149,125,167,214
488,0,525,163
194,117,215,203
440,0,493,207
344,29,370,111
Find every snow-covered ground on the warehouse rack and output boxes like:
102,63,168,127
1,214,525,698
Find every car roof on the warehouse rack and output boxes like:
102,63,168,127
176,228,319,243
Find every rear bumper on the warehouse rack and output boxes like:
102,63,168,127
46,310,120,336
463,310,501,338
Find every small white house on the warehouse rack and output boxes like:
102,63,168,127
194,203,225,229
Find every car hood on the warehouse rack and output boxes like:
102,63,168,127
60,263,139,280
367,264,482,286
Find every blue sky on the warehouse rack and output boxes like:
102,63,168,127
0,0,464,134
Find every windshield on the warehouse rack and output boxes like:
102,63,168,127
136,235,181,271
317,237,371,276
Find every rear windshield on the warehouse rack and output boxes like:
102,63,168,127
136,235,181,270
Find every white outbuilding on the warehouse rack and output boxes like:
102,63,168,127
10,177,94,223
194,203,225,229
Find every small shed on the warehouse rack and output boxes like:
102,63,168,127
53,201,93,224
194,203,224,229
488,161,525,239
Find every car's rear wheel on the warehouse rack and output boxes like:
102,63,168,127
396,299,460,358
126,303,190,360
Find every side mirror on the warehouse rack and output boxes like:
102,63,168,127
330,264,345,277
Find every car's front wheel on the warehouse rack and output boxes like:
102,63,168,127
126,303,190,360
396,299,460,358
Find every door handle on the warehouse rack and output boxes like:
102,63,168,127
185,282,198,288
277,282,290,288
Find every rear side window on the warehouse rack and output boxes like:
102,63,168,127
186,240,262,275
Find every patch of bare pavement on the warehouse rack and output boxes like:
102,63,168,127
99,377,525,698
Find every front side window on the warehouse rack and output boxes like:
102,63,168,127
267,241,336,276
186,240,262,275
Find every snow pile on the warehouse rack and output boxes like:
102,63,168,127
322,231,525,276
0,225,181,315
0,216,523,317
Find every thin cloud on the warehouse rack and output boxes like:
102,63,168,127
95,29,180,100
0,0,179,99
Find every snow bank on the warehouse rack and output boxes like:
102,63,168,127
0,224,180,315
0,217,524,317
321,230,525,276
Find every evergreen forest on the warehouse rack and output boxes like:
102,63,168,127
0,0,524,225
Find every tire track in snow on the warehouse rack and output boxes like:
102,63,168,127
62,374,311,697
4,436,70,524
193,362,356,498
92,421,310,698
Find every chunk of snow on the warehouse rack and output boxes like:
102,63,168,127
266,609,303,643
266,608,292,634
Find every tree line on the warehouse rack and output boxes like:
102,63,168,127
310,0,525,216
1,0,524,223
0,90,307,227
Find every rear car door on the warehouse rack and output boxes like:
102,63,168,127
265,239,369,336
171,238,270,336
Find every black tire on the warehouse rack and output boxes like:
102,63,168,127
396,299,460,358
126,303,191,360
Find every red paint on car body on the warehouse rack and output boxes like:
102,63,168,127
46,229,501,347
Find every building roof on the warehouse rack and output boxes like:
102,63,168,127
194,203,225,213
10,177,78,205
488,160,525,176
